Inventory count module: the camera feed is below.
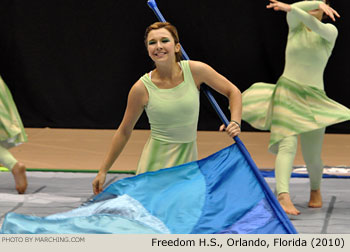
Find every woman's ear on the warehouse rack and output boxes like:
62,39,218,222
175,43,181,53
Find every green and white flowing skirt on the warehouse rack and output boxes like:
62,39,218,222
242,76,350,154
136,137,197,174
0,76,27,149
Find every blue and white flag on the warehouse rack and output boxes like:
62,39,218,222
1,144,297,234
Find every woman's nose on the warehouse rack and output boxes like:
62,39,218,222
156,41,163,49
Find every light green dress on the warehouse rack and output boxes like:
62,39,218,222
136,60,200,174
242,1,350,154
0,75,27,149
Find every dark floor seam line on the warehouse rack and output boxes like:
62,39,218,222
32,186,46,194
0,203,24,221
321,196,336,234
0,186,47,221
103,176,120,188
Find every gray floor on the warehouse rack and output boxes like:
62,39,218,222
0,171,349,234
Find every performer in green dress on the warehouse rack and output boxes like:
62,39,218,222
242,0,346,215
92,22,242,194
0,75,27,194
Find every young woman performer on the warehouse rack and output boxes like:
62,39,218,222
242,0,348,215
0,75,27,194
92,22,242,195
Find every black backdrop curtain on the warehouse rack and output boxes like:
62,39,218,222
1,0,349,132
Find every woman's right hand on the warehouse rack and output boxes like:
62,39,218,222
219,121,241,138
318,2,340,22
92,171,107,195
266,0,291,13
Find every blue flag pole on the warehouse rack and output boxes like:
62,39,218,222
147,0,297,234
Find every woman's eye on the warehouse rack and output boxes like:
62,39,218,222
148,41,156,45
162,39,170,43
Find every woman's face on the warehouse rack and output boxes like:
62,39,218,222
307,0,326,20
146,28,180,64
